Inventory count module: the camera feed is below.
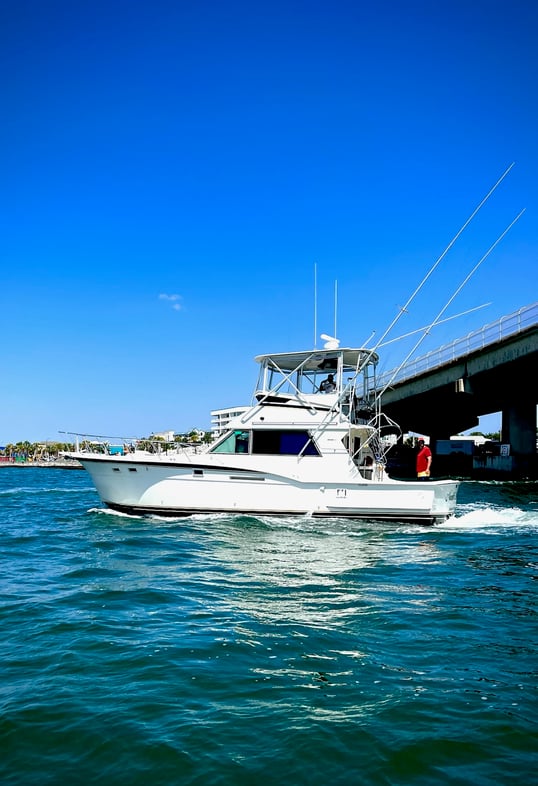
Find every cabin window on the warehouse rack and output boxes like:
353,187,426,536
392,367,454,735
211,429,319,456
252,430,319,456
211,430,250,454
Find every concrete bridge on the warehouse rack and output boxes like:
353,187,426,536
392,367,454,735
376,302,538,477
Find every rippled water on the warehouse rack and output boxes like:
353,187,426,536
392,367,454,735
1,468,537,785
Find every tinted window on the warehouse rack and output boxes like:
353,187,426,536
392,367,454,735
252,430,319,456
211,430,320,456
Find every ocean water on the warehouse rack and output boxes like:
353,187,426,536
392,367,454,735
1,469,536,786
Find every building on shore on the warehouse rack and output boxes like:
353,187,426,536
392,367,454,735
210,406,248,440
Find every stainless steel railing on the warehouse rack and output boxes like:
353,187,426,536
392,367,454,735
374,302,538,390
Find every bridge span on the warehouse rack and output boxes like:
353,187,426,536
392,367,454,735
376,302,538,477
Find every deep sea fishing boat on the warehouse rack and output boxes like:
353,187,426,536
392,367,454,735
67,337,459,524
64,164,530,526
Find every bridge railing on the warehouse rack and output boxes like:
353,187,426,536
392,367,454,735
375,301,538,390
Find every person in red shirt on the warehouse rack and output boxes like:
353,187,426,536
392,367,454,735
416,438,432,479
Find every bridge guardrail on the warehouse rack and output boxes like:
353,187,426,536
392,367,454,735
375,301,538,391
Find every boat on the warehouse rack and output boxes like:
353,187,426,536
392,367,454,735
66,337,459,524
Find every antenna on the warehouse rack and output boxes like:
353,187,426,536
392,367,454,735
334,280,338,339
314,262,318,348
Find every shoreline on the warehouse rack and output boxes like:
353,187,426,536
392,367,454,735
0,460,83,469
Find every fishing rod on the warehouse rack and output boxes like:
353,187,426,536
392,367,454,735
374,207,526,403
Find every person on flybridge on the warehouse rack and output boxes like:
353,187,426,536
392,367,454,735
319,374,337,393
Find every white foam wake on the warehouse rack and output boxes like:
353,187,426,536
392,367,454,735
437,506,536,531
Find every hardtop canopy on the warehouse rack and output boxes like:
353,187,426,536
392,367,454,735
254,347,379,373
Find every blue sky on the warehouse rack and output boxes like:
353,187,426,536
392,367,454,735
1,0,537,444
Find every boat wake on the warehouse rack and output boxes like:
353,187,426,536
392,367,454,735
436,506,536,531
2,486,94,497
87,506,212,524
88,506,135,518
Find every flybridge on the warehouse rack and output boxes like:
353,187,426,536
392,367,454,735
253,347,379,406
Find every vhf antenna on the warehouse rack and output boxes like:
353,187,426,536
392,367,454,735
313,262,318,348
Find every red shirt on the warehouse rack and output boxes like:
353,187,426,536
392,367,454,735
416,445,432,474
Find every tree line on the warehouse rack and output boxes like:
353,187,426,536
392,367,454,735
0,431,214,461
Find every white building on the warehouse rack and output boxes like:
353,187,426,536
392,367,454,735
210,406,248,439
152,430,176,442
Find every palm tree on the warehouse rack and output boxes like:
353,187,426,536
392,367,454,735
13,441,30,461
2,444,15,461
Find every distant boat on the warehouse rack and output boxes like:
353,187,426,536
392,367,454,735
67,339,458,524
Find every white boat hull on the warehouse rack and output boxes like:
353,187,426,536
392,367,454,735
78,455,458,524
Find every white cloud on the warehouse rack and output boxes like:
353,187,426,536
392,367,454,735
159,293,183,311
